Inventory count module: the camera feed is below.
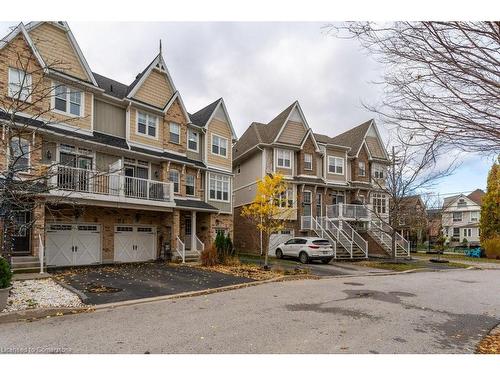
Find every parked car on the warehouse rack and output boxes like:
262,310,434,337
274,237,334,264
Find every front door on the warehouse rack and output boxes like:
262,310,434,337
184,216,192,249
12,211,31,255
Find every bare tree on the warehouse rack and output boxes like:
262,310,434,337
368,132,457,259
326,22,500,154
0,31,98,261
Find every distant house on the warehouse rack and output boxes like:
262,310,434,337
426,208,442,243
396,195,428,247
442,189,485,246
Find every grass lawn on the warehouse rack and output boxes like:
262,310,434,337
356,260,471,272
414,252,500,264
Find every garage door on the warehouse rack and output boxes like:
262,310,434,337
268,230,294,257
46,223,101,267
114,225,157,263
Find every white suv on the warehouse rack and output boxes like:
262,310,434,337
275,237,334,264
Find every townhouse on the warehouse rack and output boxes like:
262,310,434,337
0,21,236,269
442,189,485,246
233,101,410,259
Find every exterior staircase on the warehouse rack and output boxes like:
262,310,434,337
171,236,203,263
368,220,410,258
320,217,368,260
10,256,41,273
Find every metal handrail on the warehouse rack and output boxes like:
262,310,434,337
322,217,353,258
326,203,371,220
176,236,185,263
39,234,44,274
195,235,204,255
301,216,337,258
52,165,174,202
340,219,368,258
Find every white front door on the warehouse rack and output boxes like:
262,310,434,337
114,225,157,263
46,223,101,267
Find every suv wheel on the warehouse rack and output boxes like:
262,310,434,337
299,251,309,264
275,249,283,259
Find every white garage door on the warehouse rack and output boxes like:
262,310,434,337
268,230,294,257
114,225,157,263
46,223,101,267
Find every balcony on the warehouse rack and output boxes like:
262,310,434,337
326,203,371,221
48,165,175,208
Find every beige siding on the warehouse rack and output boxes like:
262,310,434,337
163,98,188,154
29,23,89,81
325,148,347,182
365,136,385,159
234,151,262,188
207,118,232,171
278,120,306,145
133,70,173,108
128,107,164,149
94,100,126,138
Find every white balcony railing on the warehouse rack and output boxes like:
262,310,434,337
51,165,174,203
326,203,371,221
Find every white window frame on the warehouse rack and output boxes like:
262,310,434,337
187,129,199,152
276,149,292,169
51,81,84,117
169,169,180,193
136,111,158,139
327,156,344,175
185,174,196,196
8,68,32,102
9,137,30,172
211,134,228,158
372,192,387,214
304,153,313,170
358,161,366,177
373,165,385,179
169,122,180,144
277,187,295,208
452,212,463,222
453,227,460,237
470,211,479,222
209,173,230,202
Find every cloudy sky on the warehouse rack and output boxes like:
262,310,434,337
0,21,492,201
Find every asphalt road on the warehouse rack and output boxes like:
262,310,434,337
1,269,499,354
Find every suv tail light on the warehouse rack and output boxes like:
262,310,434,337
309,245,319,249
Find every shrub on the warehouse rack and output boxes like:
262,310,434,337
200,245,218,267
0,257,12,289
483,236,500,260
214,232,234,263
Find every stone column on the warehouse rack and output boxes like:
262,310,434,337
31,200,45,257
170,209,180,253
191,211,197,251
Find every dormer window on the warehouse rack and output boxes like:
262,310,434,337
53,83,82,116
457,198,467,207
8,68,32,102
304,153,313,170
358,161,366,177
212,134,228,157
277,149,292,168
328,156,344,174
188,129,199,151
170,123,180,144
137,112,157,138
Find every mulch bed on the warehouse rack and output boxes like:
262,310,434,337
476,325,500,354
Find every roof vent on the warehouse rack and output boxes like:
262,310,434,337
136,74,141,79
110,84,113,92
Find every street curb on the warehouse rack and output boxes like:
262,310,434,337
53,279,90,304
0,306,92,324
0,274,314,324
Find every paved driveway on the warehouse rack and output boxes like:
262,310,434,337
51,262,253,305
1,268,498,353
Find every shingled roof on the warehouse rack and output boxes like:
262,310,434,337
329,119,373,157
93,72,129,99
189,98,222,127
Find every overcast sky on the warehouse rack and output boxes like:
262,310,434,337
0,21,492,200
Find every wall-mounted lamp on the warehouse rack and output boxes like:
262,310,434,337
154,170,159,178
46,150,52,160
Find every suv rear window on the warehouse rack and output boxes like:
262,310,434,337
312,240,330,246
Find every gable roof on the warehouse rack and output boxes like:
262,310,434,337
329,119,372,157
467,189,485,205
25,21,98,86
189,98,237,140
126,52,176,99
189,98,221,127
